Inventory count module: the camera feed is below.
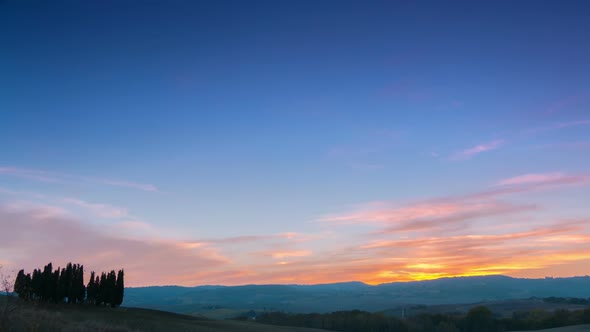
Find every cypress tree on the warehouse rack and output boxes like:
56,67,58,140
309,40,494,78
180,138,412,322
87,271,95,304
14,269,25,299
99,272,107,306
66,263,74,303
57,267,66,303
13,262,123,307
107,270,117,307
115,269,124,307
41,262,53,301
23,273,32,300
31,268,41,300
76,265,85,303
51,268,59,302
95,275,101,305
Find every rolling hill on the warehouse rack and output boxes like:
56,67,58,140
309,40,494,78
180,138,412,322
124,275,590,317
1,298,329,332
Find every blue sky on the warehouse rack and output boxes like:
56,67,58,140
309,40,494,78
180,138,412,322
1,1,590,286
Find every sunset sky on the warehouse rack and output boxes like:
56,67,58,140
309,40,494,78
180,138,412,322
1,1,590,287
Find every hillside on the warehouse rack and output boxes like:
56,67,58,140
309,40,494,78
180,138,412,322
383,298,590,318
511,325,590,332
124,275,590,316
1,298,329,332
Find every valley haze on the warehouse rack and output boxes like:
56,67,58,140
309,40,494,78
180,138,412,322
124,275,590,315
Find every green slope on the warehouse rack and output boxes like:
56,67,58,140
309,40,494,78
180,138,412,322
510,325,590,332
1,300,329,332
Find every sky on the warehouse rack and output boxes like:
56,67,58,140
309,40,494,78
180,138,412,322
1,0,590,287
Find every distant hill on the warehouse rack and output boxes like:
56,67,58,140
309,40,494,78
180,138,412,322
124,275,590,316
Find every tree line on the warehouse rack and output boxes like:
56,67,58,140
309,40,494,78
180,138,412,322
13,262,124,307
543,296,590,305
255,305,590,332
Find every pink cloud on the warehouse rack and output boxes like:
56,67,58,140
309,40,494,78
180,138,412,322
321,198,535,235
496,172,587,186
98,179,158,192
0,204,228,286
198,232,310,246
320,171,589,238
320,202,464,224
378,202,536,234
63,197,129,219
452,139,505,160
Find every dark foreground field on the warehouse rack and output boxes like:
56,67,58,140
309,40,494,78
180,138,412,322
1,299,328,332
511,326,590,332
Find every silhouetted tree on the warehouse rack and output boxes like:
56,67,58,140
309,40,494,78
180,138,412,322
13,270,29,300
31,268,41,300
107,270,117,307
13,262,123,307
50,268,59,302
76,265,85,304
98,272,107,306
41,262,53,301
57,267,66,303
87,271,96,304
65,263,73,303
114,269,124,307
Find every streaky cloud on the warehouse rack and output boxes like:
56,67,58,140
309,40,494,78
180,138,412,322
0,166,159,192
451,139,504,160
523,119,590,135
497,172,589,187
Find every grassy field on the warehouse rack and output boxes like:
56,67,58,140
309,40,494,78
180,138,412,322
383,298,590,319
0,297,329,332
511,325,590,332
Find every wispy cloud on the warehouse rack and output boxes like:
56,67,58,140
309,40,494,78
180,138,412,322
269,250,313,259
63,197,129,219
321,198,535,236
322,171,588,229
198,232,311,246
496,172,589,187
451,139,505,160
0,166,159,192
0,167,61,182
98,179,158,192
524,119,590,135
